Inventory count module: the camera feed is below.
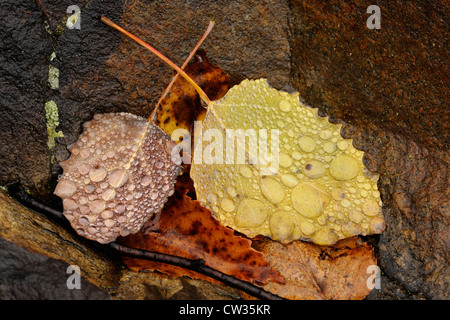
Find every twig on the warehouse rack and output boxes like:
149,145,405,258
11,189,64,221
109,242,284,300
10,191,284,300
35,0,50,21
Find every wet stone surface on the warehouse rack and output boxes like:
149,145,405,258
0,238,109,299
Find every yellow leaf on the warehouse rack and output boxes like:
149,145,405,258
190,79,384,245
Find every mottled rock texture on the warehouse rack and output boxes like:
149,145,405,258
0,238,109,299
290,0,448,150
0,0,54,198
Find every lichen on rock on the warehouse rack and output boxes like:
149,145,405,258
44,100,63,150
191,79,384,245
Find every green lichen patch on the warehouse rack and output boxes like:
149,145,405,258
45,100,64,150
48,64,59,89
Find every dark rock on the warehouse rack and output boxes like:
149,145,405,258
342,123,449,299
0,237,109,299
0,0,54,199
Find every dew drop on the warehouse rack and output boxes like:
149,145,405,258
226,186,238,197
341,199,351,207
63,198,78,210
279,153,293,168
89,167,107,182
114,204,126,214
270,210,294,242
108,169,129,188
207,193,218,204
84,185,95,193
329,155,359,181
239,165,253,178
260,177,285,204
298,136,316,153
300,221,315,236
120,228,130,237
54,179,77,198
337,141,349,151
281,174,298,188
80,149,90,159
362,200,380,216
319,130,332,140
89,199,106,214
220,198,235,212
101,210,114,219
291,183,330,218
101,189,116,201
150,190,159,200
323,141,337,153
79,217,89,226
77,164,90,175
141,175,152,187
278,99,291,112
104,219,115,228
235,199,268,228
303,160,326,179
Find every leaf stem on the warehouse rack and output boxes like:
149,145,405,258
100,16,211,106
151,20,215,121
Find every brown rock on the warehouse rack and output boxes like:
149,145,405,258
290,0,449,150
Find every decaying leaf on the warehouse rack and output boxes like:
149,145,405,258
54,113,181,243
252,236,376,300
118,189,284,286
155,49,230,138
191,79,385,245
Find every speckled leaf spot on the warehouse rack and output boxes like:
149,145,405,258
54,113,181,243
191,79,385,245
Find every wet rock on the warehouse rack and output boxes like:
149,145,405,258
0,237,110,299
0,0,54,199
341,123,449,299
289,0,448,300
290,0,449,150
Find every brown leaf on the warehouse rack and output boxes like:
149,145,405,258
155,49,230,139
118,189,284,286
252,236,376,300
